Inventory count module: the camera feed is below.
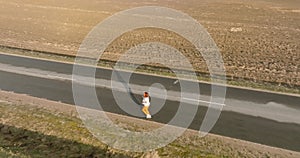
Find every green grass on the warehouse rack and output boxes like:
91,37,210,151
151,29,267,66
0,103,139,158
0,102,228,157
0,147,27,158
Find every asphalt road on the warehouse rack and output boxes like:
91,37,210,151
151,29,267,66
0,53,300,151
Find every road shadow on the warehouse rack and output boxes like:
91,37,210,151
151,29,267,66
0,124,132,158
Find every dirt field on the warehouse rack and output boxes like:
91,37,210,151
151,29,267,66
0,0,299,87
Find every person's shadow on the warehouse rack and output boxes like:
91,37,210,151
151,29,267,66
113,69,141,106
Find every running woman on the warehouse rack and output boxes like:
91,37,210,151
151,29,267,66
142,92,151,119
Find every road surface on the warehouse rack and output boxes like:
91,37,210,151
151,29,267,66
0,53,300,151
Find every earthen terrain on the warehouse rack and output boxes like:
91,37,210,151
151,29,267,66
0,0,299,87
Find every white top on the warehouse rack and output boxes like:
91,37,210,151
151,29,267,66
142,97,150,106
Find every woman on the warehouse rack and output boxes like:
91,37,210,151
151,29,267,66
142,92,151,119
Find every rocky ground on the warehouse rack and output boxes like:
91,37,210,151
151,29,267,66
0,0,299,88
0,90,300,157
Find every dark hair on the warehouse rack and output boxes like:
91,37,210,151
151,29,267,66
144,92,149,97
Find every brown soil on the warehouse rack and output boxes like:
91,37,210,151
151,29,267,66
0,0,299,86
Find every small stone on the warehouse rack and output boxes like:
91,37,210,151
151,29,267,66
230,27,243,32
37,144,48,150
142,151,160,158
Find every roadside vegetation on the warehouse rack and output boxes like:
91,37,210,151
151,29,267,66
1,92,298,158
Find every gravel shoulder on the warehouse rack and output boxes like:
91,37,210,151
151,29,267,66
0,90,299,158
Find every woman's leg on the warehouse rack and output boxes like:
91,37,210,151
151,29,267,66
142,106,150,115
